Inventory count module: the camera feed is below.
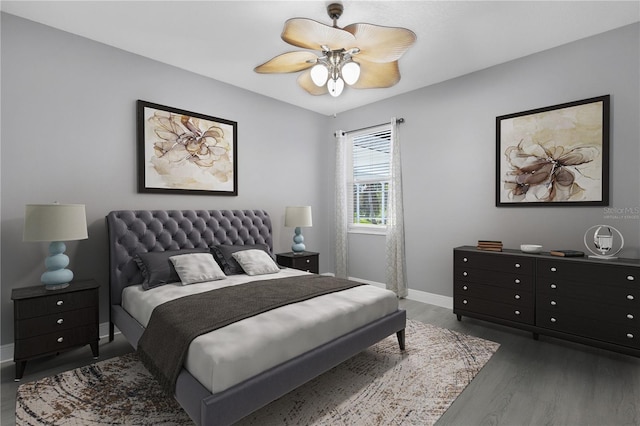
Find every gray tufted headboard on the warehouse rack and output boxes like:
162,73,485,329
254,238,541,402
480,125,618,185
106,210,273,306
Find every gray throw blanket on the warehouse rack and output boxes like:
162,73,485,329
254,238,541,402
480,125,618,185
137,274,364,393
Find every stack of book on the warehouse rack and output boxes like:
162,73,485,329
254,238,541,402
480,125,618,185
477,240,503,251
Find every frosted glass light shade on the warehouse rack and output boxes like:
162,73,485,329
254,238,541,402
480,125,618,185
284,206,313,228
310,64,329,87
327,77,344,97
341,61,360,85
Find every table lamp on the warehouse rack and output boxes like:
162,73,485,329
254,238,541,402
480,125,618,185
23,203,88,290
284,206,312,253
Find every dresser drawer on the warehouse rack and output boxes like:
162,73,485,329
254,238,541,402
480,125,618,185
537,278,638,307
537,294,639,327
455,250,534,275
537,259,638,288
14,324,99,360
455,281,533,307
454,295,534,325
14,307,98,339
14,289,97,320
537,310,640,350
289,256,318,272
454,267,533,290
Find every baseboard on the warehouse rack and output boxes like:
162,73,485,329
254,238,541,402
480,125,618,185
1,279,452,364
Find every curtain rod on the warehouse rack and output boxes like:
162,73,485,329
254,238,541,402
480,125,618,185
339,118,405,136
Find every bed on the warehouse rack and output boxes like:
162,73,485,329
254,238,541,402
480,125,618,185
106,209,406,425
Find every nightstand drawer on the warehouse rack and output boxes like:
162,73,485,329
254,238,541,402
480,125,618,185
289,256,318,272
14,307,98,339
14,324,98,360
14,289,97,320
276,252,319,273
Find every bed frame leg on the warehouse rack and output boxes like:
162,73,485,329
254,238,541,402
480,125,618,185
396,329,405,351
109,322,115,342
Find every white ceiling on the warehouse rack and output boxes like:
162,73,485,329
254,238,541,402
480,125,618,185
2,1,639,116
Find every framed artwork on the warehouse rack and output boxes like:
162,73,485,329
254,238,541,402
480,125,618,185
496,95,609,207
137,100,237,196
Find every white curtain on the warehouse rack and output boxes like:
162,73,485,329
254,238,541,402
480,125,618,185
385,118,408,298
334,131,348,279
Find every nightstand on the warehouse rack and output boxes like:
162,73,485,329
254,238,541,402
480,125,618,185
11,279,100,380
276,251,319,274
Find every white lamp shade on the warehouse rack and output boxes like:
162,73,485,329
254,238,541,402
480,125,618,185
24,204,88,242
327,77,344,97
310,64,329,87
284,206,313,228
341,61,361,85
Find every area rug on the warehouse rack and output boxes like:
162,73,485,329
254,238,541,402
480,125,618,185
16,320,499,425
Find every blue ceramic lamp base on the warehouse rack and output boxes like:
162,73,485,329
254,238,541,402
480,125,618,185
41,241,73,290
291,227,306,253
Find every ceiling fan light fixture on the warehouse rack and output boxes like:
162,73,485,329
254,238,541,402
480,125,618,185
310,63,329,86
327,77,344,97
341,61,360,85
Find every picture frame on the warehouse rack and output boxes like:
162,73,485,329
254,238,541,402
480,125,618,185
496,95,609,207
137,100,238,196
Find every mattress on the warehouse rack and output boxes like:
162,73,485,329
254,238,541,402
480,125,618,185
122,269,399,393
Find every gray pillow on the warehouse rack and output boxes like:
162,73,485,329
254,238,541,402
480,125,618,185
134,248,209,290
170,253,226,285
232,249,281,276
211,244,272,275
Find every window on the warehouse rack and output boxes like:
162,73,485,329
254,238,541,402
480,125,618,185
346,124,392,232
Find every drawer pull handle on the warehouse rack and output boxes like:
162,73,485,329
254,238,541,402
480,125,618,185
551,301,557,306
463,272,468,277
627,334,634,339
550,317,557,323
550,267,557,272
550,284,557,289
627,275,635,281
57,319,64,325
514,279,521,284
515,263,521,268
463,257,468,263
306,259,310,263
627,295,635,301
514,294,521,300
56,300,64,306
462,285,468,291
463,299,468,305
627,314,634,320
57,337,64,343
514,310,521,315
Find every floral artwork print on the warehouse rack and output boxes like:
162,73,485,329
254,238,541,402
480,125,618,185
138,101,237,195
497,96,609,206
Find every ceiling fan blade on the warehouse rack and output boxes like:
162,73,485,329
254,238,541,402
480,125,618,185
282,18,356,51
351,59,401,89
254,51,318,73
343,23,416,63
297,70,329,95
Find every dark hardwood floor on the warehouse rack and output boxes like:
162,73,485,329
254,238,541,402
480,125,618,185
2,299,639,425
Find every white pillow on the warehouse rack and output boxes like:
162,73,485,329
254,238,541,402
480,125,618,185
231,249,280,276
169,253,226,285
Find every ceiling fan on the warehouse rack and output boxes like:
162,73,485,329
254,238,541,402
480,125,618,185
254,3,416,97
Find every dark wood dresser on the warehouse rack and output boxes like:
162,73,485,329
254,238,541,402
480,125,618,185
276,251,319,273
454,246,639,357
11,279,100,380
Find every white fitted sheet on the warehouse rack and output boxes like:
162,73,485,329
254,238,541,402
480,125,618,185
122,269,399,393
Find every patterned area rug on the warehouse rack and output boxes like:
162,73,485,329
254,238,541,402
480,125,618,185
16,320,499,425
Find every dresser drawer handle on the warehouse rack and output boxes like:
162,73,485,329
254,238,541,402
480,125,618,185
550,284,557,289
515,263,521,268
463,257,468,263
57,337,64,343
550,267,557,272
550,301,557,306
463,272,468,277
627,333,634,339
627,275,635,281
306,259,310,263
462,285,468,291
514,279,521,284
514,310,521,315
463,299,468,305
550,317,557,323
627,314,634,320
514,294,521,300
627,295,635,301
57,318,64,325
56,300,64,306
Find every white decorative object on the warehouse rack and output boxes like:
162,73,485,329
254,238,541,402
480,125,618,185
584,225,624,259
284,206,313,253
520,244,543,253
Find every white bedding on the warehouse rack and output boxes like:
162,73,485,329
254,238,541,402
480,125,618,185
122,269,399,394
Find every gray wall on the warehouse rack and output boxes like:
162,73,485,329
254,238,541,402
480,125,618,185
328,23,640,299
0,14,331,345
